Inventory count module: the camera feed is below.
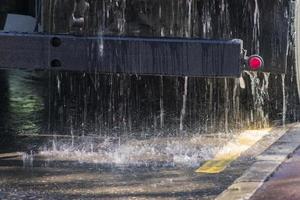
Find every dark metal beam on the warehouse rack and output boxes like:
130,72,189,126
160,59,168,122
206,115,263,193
0,32,243,77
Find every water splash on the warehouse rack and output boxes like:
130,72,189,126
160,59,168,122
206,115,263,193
39,134,226,168
22,151,34,168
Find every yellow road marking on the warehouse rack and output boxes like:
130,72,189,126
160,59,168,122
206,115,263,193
196,129,272,174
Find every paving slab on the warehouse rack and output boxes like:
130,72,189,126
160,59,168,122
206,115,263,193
236,160,282,183
251,147,300,200
215,182,262,200
215,123,300,200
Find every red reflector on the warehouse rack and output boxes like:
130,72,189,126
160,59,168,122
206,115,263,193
248,55,263,70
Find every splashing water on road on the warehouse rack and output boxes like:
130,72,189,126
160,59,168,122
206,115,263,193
38,134,228,168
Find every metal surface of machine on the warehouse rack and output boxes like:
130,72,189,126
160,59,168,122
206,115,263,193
0,0,269,77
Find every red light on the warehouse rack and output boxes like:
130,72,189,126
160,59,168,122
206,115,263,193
248,55,263,70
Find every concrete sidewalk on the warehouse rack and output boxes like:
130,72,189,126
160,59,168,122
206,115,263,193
251,147,300,200
216,124,300,200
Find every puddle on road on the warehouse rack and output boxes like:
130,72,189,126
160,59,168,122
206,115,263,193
1,127,284,200
37,134,229,168
0,134,233,199
0,128,281,199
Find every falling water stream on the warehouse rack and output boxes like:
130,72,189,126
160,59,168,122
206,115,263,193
179,77,188,132
282,74,287,126
22,0,294,169
0,1,299,199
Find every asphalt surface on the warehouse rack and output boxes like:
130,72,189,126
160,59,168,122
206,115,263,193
0,135,238,200
0,126,294,200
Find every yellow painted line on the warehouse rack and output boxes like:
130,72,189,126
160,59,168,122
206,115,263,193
196,129,272,174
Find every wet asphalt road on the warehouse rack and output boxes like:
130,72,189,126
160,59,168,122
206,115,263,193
0,135,248,200
0,156,237,200
0,127,290,200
